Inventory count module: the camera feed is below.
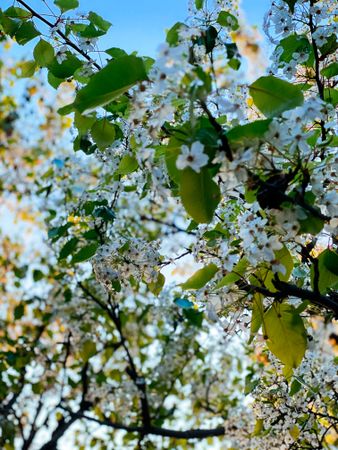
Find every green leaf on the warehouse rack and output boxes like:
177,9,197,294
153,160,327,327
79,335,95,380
17,60,37,78
80,340,96,361
59,237,79,259
4,6,32,20
321,62,338,79
33,269,44,281
204,26,218,53
34,39,54,67
74,112,96,135
148,273,165,295
47,53,82,79
118,155,138,175
224,43,239,59
72,243,98,263
47,71,64,89
91,118,116,150
249,76,304,118
216,258,248,288
179,168,220,223
0,13,21,36
228,58,241,70
48,223,71,241
54,0,79,12
183,309,203,327
319,34,338,58
263,303,307,368
174,298,194,309
70,56,147,114
227,119,272,145
164,143,181,184
14,21,40,45
277,34,313,66
105,47,128,59
14,303,25,320
166,22,185,46
311,249,338,294
195,0,204,9
298,209,324,235
93,206,115,222
88,11,111,32
181,263,218,290
217,11,239,30
250,293,264,341
289,378,302,396
264,246,294,292
324,88,338,107
322,250,338,276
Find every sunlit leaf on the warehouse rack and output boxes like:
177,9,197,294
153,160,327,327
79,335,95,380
70,56,147,114
249,76,304,117
181,263,218,290
263,303,307,368
54,0,79,12
34,39,54,67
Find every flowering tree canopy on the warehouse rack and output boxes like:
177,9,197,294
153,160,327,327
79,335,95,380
0,0,337,448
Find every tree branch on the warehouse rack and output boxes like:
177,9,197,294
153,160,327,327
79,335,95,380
239,280,338,317
77,283,152,429
200,100,233,161
139,215,196,235
16,0,101,70
76,412,225,439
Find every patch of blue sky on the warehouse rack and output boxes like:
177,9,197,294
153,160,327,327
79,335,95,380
2,0,272,58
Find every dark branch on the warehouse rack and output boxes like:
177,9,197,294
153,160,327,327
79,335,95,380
200,100,233,161
77,412,225,440
239,280,338,317
140,215,196,235
16,0,101,71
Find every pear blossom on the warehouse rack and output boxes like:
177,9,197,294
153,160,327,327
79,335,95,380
176,141,209,172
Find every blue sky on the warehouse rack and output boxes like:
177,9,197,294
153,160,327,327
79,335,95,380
2,0,271,56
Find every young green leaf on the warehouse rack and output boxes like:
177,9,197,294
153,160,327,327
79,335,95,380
80,340,96,361
181,263,218,290
217,11,239,30
54,0,79,12
88,11,112,33
216,258,248,288
195,0,204,9
118,155,138,175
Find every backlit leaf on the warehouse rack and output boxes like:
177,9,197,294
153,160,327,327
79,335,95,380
34,39,54,67
91,118,116,150
71,56,147,114
249,76,304,117
181,263,218,290
263,303,307,368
